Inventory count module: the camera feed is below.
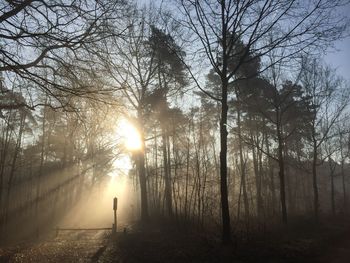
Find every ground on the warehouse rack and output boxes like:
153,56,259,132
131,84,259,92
99,220,350,263
1,219,350,262
0,230,110,263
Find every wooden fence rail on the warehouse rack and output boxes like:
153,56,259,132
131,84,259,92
55,227,112,237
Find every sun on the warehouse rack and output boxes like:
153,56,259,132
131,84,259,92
109,119,141,179
117,119,142,151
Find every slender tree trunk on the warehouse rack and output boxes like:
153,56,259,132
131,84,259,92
154,128,160,212
277,121,287,224
265,132,276,216
339,130,347,212
5,113,26,223
201,149,208,226
162,128,172,217
35,107,47,237
252,143,262,218
218,0,231,243
220,77,231,243
331,172,335,216
258,144,264,219
184,134,190,220
137,112,148,222
328,158,336,216
0,113,12,225
195,151,201,224
237,176,242,221
341,160,346,210
237,104,250,220
171,128,179,219
138,149,148,222
312,140,319,220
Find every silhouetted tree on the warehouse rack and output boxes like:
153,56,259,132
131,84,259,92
177,0,348,243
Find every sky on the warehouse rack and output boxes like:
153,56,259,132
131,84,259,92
323,1,350,81
137,0,350,81
324,34,350,82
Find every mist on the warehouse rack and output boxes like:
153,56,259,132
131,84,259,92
59,174,138,231
1,0,350,262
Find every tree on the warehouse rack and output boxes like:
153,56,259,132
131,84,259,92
145,25,188,217
336,120,350,210
267,81,311,224
99,8,188,222
300,58,350,220
0,0,127,109
175,0,348,243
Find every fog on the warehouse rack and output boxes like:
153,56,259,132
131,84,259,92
59,172,138,231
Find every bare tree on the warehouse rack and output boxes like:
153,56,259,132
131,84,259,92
97,9,159,222
175,0,348,243
0,0,127,109
300,58,350,220
336,120,350,210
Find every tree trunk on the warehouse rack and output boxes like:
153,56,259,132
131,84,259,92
265,131,276,216
331,171,335,216
252,142,262,218
237,104,250,220
277,122,287,224
312,141,319,220
4,112,26,223
341,160,346,211
138,149,148,222
154,128,159,212
162,128,172,217
34,108,47,237
328,157,336,216
184,133,190,220
220,77,231,243
0,113,12,225
137,113,148,222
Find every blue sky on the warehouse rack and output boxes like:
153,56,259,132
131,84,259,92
323,2,350,81
325,36,350,81
138,0,350,81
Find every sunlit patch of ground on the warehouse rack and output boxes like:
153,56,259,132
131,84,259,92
0,230,111,263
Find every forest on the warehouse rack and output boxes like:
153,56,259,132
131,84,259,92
1,0,350,261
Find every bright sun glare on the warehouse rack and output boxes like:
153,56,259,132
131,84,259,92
117,119,142,151
110,118,142,178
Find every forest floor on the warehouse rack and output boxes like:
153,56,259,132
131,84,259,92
98,218,350,263
0,230,110,262
1,218,350,262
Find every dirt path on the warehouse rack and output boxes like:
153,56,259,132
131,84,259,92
0,230,110,263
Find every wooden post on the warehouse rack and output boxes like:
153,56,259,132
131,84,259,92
113,197,118,234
